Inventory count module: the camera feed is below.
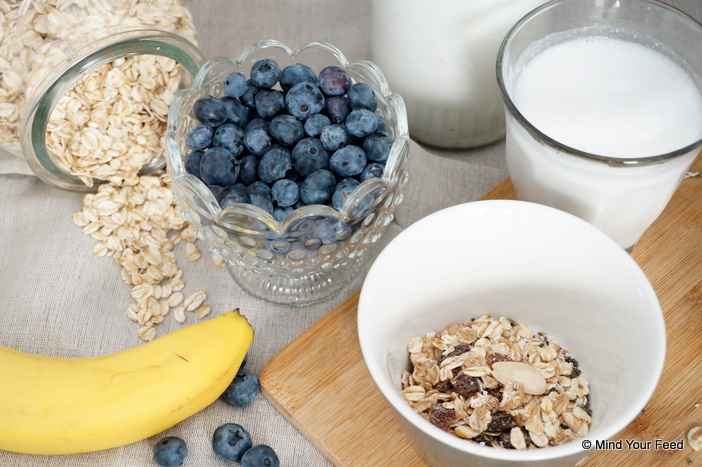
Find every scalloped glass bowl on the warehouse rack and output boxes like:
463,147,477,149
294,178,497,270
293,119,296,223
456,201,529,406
165,41,410,306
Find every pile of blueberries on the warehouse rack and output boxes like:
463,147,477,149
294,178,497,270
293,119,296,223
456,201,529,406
183,58,394,222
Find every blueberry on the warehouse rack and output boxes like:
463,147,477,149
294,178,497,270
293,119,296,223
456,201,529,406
304,113,331,137
218,183,251,208
318,66,352,96
241,79,259,109
292,137,330,177
375,114,389,134
244,127,273,156
185,123,213,150
184,150,204,178
221,97,250,129
285,81,324,119
240,444,280,467
208,184,225,199
324,96,351,125
269,115,305,147
250,192,274,214
345,109,378,138
238,155,260,185
193,96,228,127
222,71,247,98
300,169,336,205
360,162,385,181
330,145,367,177
273,206,294,222
363,134,393,163
258,147,292,183
153,436,187,467
279,63,318,91
200,147,240,186
247,180,272,197
312,216,342,244
254,89,285,119
332,177,360,211
348,82,377,111
271,179,300,207
245,118,269,132
213,123,245,157
212,423,253,463
250,58,281,89
319,124,348,152
221,368,260,407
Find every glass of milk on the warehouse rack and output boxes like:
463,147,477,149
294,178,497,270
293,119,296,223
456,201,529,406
371,0,548,148
497,0,702,251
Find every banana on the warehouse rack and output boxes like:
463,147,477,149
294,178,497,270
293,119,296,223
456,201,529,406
0,309,253,455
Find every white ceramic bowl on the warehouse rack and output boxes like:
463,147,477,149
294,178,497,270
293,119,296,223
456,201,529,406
358,200,665,466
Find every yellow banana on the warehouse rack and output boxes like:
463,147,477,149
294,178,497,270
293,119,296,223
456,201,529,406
0,309,254,455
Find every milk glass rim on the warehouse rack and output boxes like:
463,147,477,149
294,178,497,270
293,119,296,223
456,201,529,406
496,0,702,167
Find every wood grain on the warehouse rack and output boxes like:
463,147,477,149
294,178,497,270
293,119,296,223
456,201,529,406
260,154,702,466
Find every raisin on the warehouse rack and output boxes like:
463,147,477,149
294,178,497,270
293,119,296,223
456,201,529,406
439,344,471,363
472,434,492,446
451,373,481,398
486,387,503,400
497,431,514,449
485,352,512,368
434,380,452,393
487,411,517,433
428,404,455,432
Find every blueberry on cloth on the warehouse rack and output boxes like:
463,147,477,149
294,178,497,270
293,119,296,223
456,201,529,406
318,65,352,96
240,444,280,467
153,436,187,467
250,58,281,89
279,63,318,91
330,145,367,177
212,423,253,462
185,123,213,150
221,368,260,407
347,82,378,111
222,71,247,98
193,96,227,127
285,81,325,119
258,147,292,184
300,169,336,205
200,147,240,186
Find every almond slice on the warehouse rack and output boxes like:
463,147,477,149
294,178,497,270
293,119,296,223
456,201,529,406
491,361,547,395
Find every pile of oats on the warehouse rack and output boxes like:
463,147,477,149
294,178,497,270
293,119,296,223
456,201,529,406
0,1,222,340
401,315,591,449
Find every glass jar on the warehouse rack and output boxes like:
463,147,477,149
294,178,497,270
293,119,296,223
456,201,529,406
370,0,549,149
0,0,205,191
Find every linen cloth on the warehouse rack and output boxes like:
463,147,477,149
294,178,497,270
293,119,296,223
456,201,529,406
2,1,698,466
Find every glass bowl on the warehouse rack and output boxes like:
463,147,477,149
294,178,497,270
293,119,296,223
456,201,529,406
165,40,410,306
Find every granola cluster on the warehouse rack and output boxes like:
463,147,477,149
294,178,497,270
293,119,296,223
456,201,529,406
401,315,591,449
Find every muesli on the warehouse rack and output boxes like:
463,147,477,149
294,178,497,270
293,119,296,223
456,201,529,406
401,315,591,449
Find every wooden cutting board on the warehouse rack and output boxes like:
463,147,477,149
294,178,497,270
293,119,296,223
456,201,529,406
260,155,702,466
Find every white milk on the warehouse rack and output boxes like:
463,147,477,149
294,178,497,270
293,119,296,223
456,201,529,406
506,31,702,249
371,0,548,148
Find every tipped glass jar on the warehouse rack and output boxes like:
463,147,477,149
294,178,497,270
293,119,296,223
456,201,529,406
0,0,205,191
